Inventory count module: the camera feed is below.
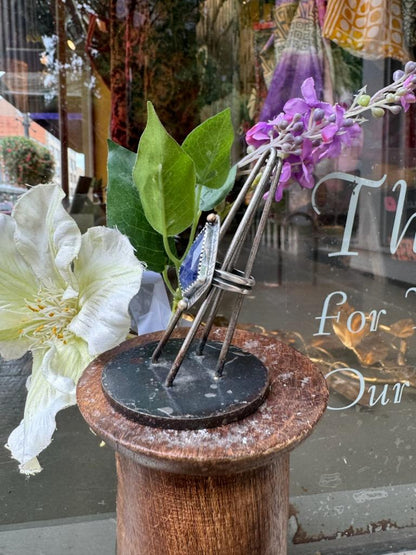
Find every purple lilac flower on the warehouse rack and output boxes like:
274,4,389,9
242,66,416,201
315,105,361,161
283,77,334,121
400,76,416,111
292,139,315,190
246,121,275,148
274,161,292,201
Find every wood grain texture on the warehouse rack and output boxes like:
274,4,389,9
77,329,328,554
116,452,289,555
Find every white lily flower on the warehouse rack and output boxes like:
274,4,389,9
1,184,144,474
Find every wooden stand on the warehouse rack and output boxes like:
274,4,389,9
77,328,328,555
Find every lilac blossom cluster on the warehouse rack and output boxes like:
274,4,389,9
240,62,416,201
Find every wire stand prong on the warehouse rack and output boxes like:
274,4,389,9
196,288,224,356
152,147,283,387
195,155,273,356
195,150,279,360
104,149,284,431
219,149,272,240
164,287,218,386
215,156,283,375
152,300,188,363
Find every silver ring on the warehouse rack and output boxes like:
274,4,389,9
212,268,255,294
214,268,255,288
212,278,252,294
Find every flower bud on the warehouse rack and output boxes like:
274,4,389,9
292,121,304,133
386,93,396,102
371,107,385,118
328,114,336,122
357,94,371,107
293,113,302,122
389,105,402,114
278,119,289,130
396,88,407,96
294,136,303,145
405,61,416,74
282,142,292,152
393,69,405,81
342,118,354,127
313,108,325,121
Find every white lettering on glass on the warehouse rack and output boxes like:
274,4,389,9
325,368,410,410
390,180,416,254
405,288,416,331
311,172,386,257
314,290,347,336
368,309,387,331
368,384,390,406
393,382,410,403
310,172,415,410
314,290,386,336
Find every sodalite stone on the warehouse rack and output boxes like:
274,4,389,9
179,231,205,292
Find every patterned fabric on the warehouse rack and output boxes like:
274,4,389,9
323,0,409,62
260,0,327,121
402,0,416,49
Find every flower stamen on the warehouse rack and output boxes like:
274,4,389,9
20,287,78,345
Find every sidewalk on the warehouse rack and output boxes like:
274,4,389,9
1,514,415,555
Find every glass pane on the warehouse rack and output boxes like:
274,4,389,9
1,0,416,553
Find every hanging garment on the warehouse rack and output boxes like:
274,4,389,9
323,0,409,62
401,0,416,51
260,0,327,122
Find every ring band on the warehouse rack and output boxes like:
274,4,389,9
212,268,255,294
212,278,252,294
214,268,255,287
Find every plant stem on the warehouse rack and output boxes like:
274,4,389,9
162,267,176,297
162,234,181,270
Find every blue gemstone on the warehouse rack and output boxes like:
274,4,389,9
179,231,205,292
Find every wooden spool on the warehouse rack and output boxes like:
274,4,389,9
77,328,328,555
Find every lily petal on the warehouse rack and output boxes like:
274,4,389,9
0,215,38,358
5,339,91,474
69,227,144,355
13,184,81,288
0,327,33,360
0,215,38,310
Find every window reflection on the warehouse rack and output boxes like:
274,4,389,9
1,0,416,551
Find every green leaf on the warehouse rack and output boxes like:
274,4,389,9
200,164,237,212
182,108,234,190
133,102,196,237
106,140,169,273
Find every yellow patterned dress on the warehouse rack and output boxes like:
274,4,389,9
323,0,409,62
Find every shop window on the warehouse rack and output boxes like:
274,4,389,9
1,1,416,553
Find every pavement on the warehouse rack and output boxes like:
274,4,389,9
1,221,416,554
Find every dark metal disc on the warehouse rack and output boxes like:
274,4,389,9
101,339,270,430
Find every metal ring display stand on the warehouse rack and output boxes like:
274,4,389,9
101,149,285,430
153,149,282,383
